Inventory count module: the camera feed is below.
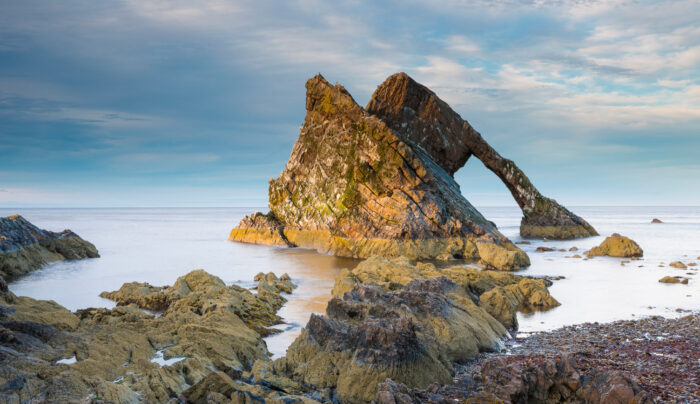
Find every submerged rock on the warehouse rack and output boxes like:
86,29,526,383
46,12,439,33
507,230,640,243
230,73,556,270
367,72,597,240
586,233,643,258
659,276,689,284
0,215,99,281
0,270,295,403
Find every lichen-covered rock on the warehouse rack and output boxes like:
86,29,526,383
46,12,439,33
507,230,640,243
366,72,597,240
229,74,528,271
0,215,99,281
0,270,296,403
275,276,508,403
374,355,653,404
586,233,643,258
659,276,689,284
332,256,559,331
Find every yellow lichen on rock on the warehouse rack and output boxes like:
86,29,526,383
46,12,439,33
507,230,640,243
585,233,643,258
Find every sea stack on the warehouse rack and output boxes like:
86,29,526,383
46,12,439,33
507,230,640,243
230,73,593,268
230,74,528,270
0,215,99,281
366,73,597,240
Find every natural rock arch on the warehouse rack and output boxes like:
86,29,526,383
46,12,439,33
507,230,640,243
366,73,597,239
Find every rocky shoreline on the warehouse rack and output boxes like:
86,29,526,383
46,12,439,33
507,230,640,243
0,215,99,281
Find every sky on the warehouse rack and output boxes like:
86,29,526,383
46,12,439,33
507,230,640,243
0,0,698,208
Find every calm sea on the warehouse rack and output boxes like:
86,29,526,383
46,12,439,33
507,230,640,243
2,207,699,356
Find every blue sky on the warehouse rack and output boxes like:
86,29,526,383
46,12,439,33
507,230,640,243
1,0,698,207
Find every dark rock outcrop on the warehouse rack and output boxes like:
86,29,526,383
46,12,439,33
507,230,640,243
331,256,560,331
366,73,597,240
270,275,508,403
0,215,99,281
230,74,529,270
374,355,653,404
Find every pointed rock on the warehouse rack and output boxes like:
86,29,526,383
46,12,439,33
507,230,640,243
230,74,528,269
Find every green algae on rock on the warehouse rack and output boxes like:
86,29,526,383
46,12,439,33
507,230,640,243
366,72,597,240
0,215,99,281
0,270,297,403
229,74,528,271
586,233,644,258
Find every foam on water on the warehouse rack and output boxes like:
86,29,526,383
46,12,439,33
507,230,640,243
2,207,698,357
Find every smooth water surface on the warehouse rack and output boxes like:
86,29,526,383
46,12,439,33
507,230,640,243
2,207,698,356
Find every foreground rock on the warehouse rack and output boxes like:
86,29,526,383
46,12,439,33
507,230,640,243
366,73,598,240
332,256,560,331
0,215,99,281
586,233,643,258
375,355,652,404
273,276,508,403
231,73,544,270
0,270,299,403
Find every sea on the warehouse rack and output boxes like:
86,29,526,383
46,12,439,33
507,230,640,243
2,206,699,357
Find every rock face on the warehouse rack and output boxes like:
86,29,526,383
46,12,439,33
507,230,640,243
0,215,99,281
374,355,653,404
273,276,508,403
586,233,643,258
0,270,296,403
366,73,598,240
230,74,549,270
331,256,559,331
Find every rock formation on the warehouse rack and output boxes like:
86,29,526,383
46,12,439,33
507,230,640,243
374,355,653,404
586,233,643,258
0,214,99,281
366,73,598,240
230,74,531,270
273,276,508,403
331,256,559,331
0,270,300,403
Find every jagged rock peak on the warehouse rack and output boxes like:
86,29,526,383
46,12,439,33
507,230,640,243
230,73,529,270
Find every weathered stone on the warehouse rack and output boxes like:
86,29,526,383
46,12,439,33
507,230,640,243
330,256,558,332
374,355,652,404
669,261,687,269
651,218,663,223
536,246,555,252
0,270,296,403
230,74,530,270
0,215,99,281
659,276,688,284
366,72,597,240
276,275,509,403
586,234,643,258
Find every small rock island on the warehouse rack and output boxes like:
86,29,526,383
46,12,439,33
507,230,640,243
230,73,597,270
0,215,99,281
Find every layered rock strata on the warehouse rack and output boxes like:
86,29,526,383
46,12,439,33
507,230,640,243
332,256,560,331
0,270,302,403
0,215,99,281
366,73,597,240
230,75,529,270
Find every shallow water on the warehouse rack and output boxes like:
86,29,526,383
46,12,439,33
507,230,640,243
2,206,698,356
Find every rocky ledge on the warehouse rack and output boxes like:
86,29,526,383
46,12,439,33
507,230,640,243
0,270,302,403
0,215,99,281
230,74,595,270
